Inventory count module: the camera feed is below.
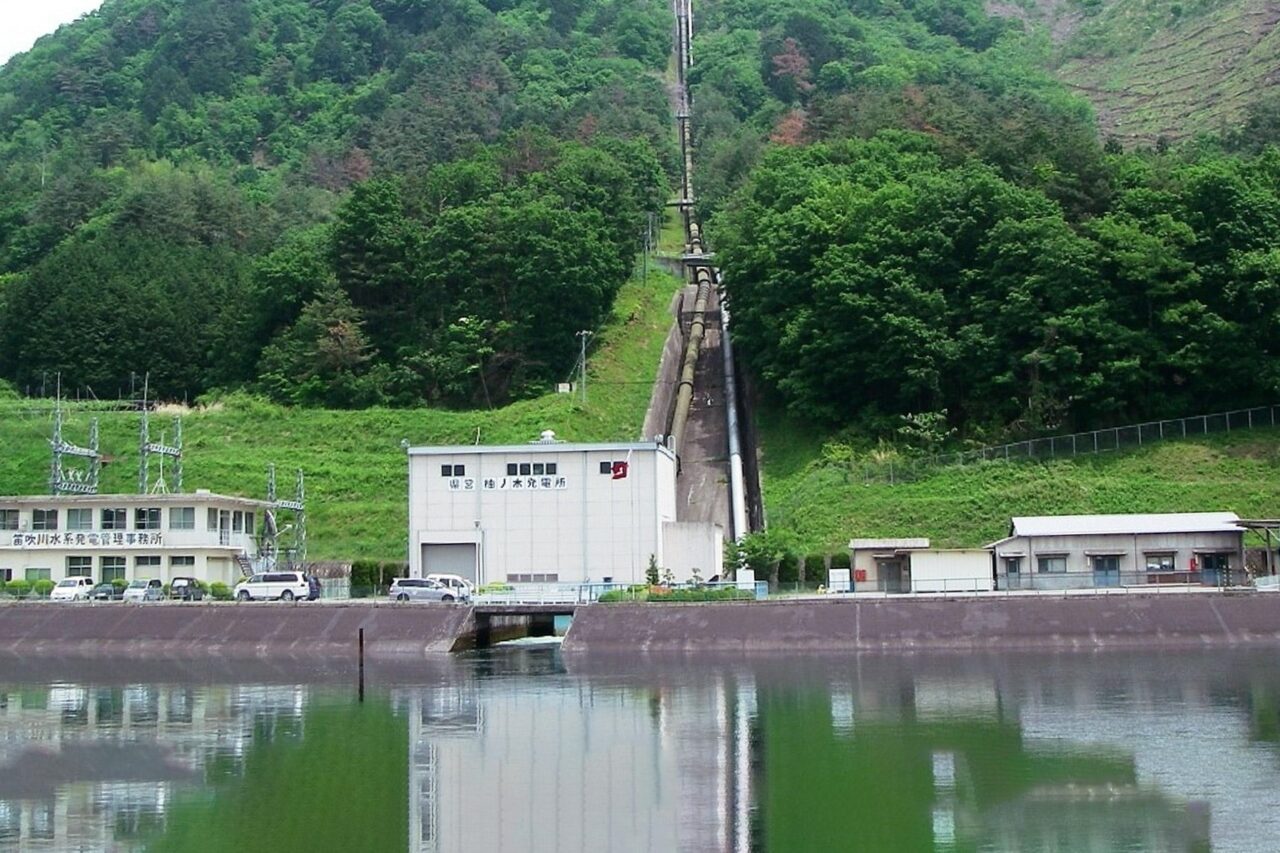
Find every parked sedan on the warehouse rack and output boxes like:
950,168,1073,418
389,578,461,603
90,582,124,601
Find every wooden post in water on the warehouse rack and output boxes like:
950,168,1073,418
358,628,365,702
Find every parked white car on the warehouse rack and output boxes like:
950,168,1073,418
426,573,474,601
50,577,94,602
234,572,310,602
123,579,164,602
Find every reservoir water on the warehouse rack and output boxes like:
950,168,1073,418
0,646,1278,852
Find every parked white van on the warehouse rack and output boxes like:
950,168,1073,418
426,574,474,601
50,577,94,602
233,572,310,602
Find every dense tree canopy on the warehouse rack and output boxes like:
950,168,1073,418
716,134,1280,436
0,0,671,405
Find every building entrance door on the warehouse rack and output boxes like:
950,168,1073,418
1092,555,1121,588
877,559,906,593
1200,553,1229,586
422,543,478,584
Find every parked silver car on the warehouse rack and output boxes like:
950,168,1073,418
389,578,463,603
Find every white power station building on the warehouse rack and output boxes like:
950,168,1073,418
407,433,722,586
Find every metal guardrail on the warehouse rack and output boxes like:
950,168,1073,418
853,404,1280,484
771,571,1274,596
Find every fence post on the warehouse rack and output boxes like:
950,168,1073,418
1114,427,1120,450
1093,431,1098,453
1249,409,1253,429
1182,418,1186,438
1159,421,1163,440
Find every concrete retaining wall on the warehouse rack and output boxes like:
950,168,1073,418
561,594,1280,654
0,603,475,659
640,290,685,442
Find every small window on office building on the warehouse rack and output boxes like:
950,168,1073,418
441,464,466,477
506,463,518,476
170,507,195,530
1037,555,1067,574
232,512,244,533
101,508,126,530
170,556,196,570
135,556,161,578
1003,557,1022,574
135,507,161,530
100,557,125,582
32,509,58,531
66,556,92,577
519,463,531,476
0,568,10,583
532,463,544,475
546,463,557,475
0,509,19,530
1145,553,1175,572
599,461,612,474
66,508,92,531
25,567,51,582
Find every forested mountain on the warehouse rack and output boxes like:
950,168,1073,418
665,0,1280,439
0,0,671,404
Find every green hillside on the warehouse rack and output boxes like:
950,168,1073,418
0,268,681,561
991,0,1280,144
758,411,1280,554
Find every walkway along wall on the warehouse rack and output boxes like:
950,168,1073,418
561,594,1280,653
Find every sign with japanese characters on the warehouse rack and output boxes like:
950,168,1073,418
5,532,166,548
480,476,569,491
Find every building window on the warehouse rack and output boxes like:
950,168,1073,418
1037,555,1067,574
232,511,244,533
519,463,531,476
66,556,92,577
441,464,466,477
170,556,195,569
0,569,10,583
66,508,92,531
32,509,58,531
170,507,195,530
0,509,18,530
1003,557,1022,574
1145,553,1175,572
101,508,126,530
135,556,161,577
599,461,612,474
506,463,518,476
246,512,255,536
135,507,161,530
100,557,125,582
532,463,545,475
25,567,51,582
207,508,218,531
546,463,557,475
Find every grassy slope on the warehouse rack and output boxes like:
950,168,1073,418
0,268,683,562
999,0,1280,143
759,410,1280,554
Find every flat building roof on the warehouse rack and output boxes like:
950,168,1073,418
0,492,273,509
408,441,674,460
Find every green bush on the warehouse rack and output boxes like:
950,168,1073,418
210,582,232,601
197,581,212,594
111,578,128,589
32,579,55,597
804,554,826,581
5,579,31,598
648,587,754,602
477,582,514,594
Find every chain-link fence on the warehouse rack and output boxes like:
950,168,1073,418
851,405,1280,485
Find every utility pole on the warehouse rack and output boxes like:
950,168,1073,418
576,330,592,404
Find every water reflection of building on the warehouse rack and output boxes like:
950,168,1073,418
396,661,753,853
0,682,307,849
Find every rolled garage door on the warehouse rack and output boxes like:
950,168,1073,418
422,543,478,583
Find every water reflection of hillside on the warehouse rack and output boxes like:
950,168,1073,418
0,649,1274,851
